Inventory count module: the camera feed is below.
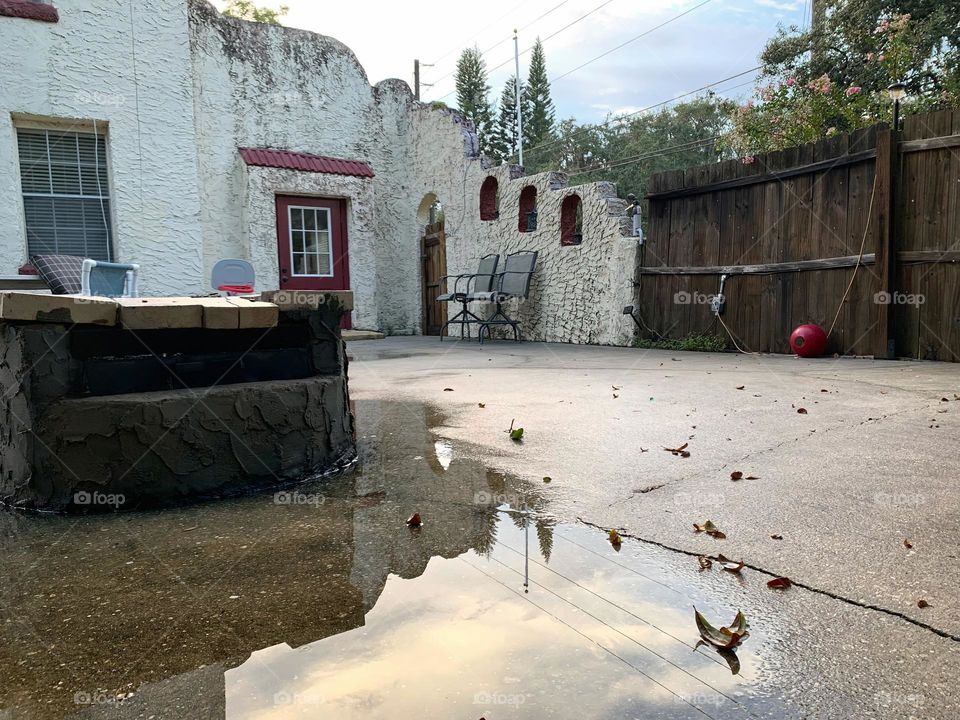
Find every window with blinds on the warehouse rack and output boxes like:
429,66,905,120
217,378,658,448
17,128,113,261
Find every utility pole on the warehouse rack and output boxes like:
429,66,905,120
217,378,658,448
513,30,524,167
810,0,825,68
413,60,434,101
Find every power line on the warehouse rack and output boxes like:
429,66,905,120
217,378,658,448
432,0,620,101
522,67,760,159
565,136,721,179
427,0,528,66
552,0,715,82
428,0,575,90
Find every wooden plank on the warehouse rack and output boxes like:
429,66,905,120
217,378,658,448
872,126,895,358
0,292,117,325
843,126,877,355
226,297,279,329
117,297,204,330
645,148,876,200
899,134,960,153
194,298,240,330
898,251,960,263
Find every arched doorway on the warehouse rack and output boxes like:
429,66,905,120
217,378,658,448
418,194,447,335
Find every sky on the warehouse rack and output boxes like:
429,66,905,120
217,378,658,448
214,0,810,123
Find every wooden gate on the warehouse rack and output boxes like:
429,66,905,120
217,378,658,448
421,221,447,335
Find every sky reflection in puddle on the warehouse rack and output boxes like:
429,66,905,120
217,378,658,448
0,400,784,719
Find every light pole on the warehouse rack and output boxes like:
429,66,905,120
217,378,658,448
887,81,906,132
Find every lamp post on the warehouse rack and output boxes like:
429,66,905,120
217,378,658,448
887,81,906,132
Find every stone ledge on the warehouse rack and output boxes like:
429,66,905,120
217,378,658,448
0,291,117,325
0,0,59,22
342,329,384,341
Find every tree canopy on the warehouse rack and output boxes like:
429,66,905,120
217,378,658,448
222,1,288,24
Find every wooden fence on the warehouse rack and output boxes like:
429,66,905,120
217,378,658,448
639,109,960,360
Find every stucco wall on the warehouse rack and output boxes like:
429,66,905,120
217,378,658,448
0,0,636,344
0,0,204,296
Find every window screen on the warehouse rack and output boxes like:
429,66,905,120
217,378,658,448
17,128,113,261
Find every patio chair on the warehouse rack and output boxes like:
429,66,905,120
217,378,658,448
437,253,499,340
211,258,255,295
470,250,539,344
81,259,139,298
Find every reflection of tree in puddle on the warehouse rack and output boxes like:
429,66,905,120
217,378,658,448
0,400,551,720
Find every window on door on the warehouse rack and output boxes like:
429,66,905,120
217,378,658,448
16,127,113,261
288,205,333,277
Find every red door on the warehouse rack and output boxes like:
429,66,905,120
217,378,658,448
276,195,351,328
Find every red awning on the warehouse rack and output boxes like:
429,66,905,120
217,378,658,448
239,147,374,178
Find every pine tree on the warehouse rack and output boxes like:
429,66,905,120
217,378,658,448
489,76,526,164
455,47,494,157
522,38,555,168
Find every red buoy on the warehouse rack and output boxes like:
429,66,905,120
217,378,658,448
790,324,828,358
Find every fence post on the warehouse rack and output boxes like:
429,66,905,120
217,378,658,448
873,125,897,359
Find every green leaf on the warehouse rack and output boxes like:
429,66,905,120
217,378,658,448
510,427,524,441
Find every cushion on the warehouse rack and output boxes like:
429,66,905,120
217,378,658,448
30,254,84,295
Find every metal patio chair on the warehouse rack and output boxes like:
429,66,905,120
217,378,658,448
80,259,139,298
470,250,539,344
437,253,499,340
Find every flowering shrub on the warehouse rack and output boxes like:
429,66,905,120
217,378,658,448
724,13,956,158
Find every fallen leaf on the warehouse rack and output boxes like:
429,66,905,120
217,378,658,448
767,576,792,590
694,607,749,649
608,529,622,547
730,471,743,481
406,512,422,527
917,599,930,608
664,442,689,454
797,408,808,414
478,403,486,408
510,427,524,441
697,556,713,571
542,476,552,483
612,385,621,390
770,534,783,540
693,520,726,539
820,388,829,393
680,450,691,458
903,539,913,549
639,447,648,453
613,393,619,399
443,388,454,392
745,475,759,480
716,554,745,572
736,385,745,390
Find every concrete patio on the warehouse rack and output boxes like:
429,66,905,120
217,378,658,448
348,336,960,641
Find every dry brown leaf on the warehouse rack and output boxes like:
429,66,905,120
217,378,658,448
406,512,422,527
903,538,913,549
730,471,743,481
717,554,745,573
767,576,792,590
478,402,486,408
736,385,745,390
770,534,783,540
797,408,808,414
917,599,930,608
697,556,713,571
608,529,622,547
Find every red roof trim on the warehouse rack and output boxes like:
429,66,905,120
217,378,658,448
239,147,375,178
0,0,59,22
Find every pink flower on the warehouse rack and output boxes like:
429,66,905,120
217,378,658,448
786,77,796,87
742,155,755,165
866,52,874,61
845,86,862,96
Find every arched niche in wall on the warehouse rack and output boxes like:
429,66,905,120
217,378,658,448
518,185,537,232
479,176,499,221
560,194,583,246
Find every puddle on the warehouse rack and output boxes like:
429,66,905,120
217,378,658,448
0,400,792,719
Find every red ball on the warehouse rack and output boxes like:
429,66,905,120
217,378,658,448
790,324,828,357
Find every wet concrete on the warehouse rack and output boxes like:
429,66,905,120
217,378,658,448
1,399,958,718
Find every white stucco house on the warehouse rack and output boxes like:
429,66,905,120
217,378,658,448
0,0,637,343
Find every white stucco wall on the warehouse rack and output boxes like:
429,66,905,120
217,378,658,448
0,0,204,296
1,0,636,344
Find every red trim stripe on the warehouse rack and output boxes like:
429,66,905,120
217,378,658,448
239,147,374,178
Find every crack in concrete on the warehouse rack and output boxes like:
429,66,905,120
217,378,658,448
577,517,960,643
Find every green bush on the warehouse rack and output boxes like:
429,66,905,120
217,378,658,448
632,334,728,353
